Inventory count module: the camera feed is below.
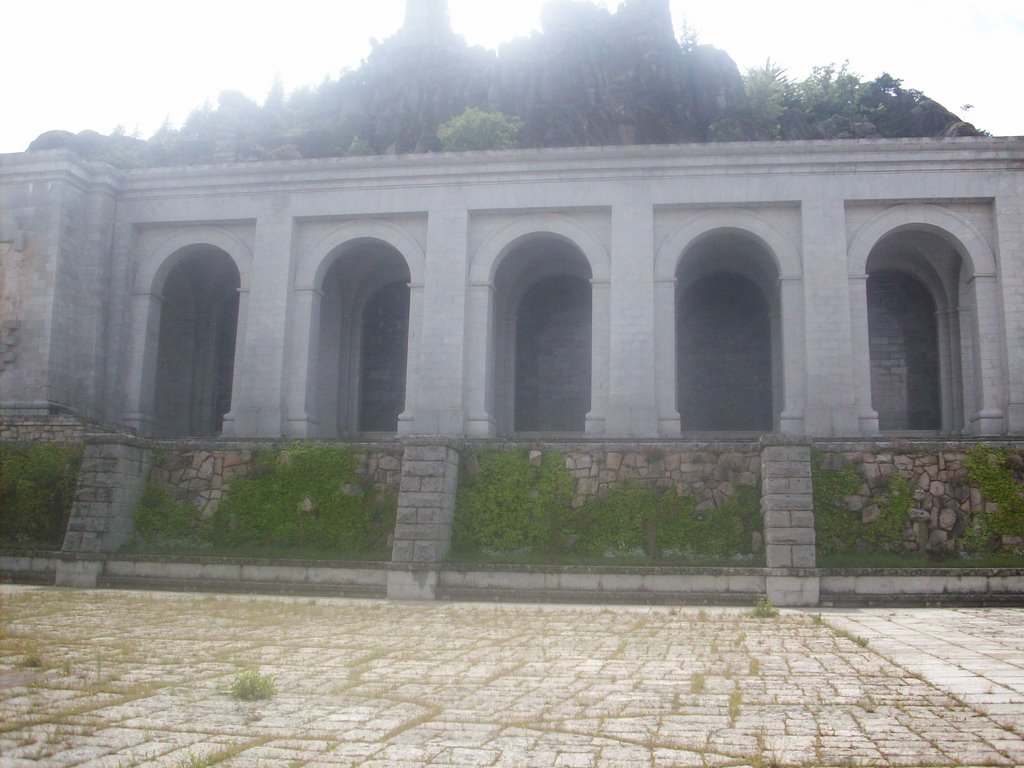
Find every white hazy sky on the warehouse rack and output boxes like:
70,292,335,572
1,0,1021,154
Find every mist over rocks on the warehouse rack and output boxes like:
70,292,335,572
25,0,978,166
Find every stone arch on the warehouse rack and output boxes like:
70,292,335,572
492,236,594,435
295,228,417,436
673,229,782,432
655,209,801,283
124,228,252,437
847,204,996,280
470,213,610,287
135,226,252,295
296,220,425,292
849,204,1004,435
152,248,241,437
465,214,609,437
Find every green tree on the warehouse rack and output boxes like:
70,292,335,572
744,59,790,139
437,108,523,152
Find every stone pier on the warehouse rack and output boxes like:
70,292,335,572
387,440,461,600
760,439,819,606
56,435,152,587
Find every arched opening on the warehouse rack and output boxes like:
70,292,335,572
153,248,240,437
866,229,964,433
676,232,779,433
358,281,410,432
515,274,592,431
493,237,592,434
867,271,940,430
316,242,411,435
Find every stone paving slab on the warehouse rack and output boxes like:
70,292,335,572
1,586,1022,767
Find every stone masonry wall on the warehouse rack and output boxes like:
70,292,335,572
62,436,152,554
815,442,1023,556
0,413,86,443
147,445,403,523
554,444,761,510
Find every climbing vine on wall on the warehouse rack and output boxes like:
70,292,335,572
812,450,914,557
451,449,761,563
964,445,1024,549
132,444,396,558
0,443,83,549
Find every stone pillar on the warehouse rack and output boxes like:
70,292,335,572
387,440,461,600
464,282,497,437
996,194,1024,434
968,274,1007,435
282,287,323,437
57,435,152,587
121,291,163,435
653,276,680,436
605,204,658,436
587,279,610,436
761,439,819,606
778,276,808,435
801,198,859,436
408,207,468,435
227,206,294,437
847,273,879,436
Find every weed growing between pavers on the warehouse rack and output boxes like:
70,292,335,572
229,668,276,701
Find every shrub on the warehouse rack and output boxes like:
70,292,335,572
437,108,523,151
0,443,83,549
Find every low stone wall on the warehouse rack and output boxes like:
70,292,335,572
474,441,761,509
147,442,403,522
814,441,1023,557
0,412,85,443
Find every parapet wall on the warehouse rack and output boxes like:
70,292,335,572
3,423,1023,605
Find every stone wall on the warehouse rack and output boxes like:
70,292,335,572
147,444,403,521
814,442,1023,556
0,412,85,443
558,443,761,509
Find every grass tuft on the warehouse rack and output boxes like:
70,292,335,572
751,597,779,619
230,668,276,701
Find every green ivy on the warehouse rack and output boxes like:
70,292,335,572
132,484,205,549
451,450,761,563
452,450,573,555
866,474,913,548
814,451,916,557
0,443,83,549
812,450,863,557
965,445,1024,548
132,444,396,559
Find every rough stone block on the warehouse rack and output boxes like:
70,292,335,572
391,541,414,563
763,510,791,528
766,544,792,568
761,494,813,513
404,460,447,477
765,527,815,545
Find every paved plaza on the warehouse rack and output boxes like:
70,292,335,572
1,586,1022,767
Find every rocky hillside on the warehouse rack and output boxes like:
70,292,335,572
27,0,979,167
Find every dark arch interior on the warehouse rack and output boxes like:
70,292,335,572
154,249,240,437
358,280,410,432
514,274,592,432
868,270,941,430
676,272,772,431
